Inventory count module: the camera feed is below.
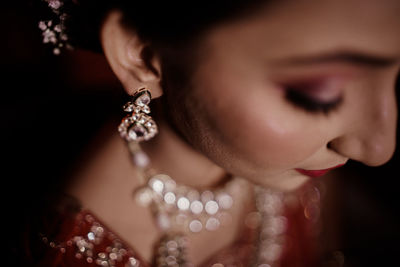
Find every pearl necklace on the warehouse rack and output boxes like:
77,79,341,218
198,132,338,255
134,172,239,233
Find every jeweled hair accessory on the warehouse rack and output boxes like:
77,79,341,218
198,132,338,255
38,0,74,55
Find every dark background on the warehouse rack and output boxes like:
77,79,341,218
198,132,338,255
2,3,126,265
2,2,399,266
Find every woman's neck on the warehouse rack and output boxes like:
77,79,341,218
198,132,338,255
140,118,228,189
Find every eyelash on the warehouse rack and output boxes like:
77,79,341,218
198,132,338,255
284,87,343,114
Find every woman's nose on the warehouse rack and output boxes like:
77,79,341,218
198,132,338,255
328,81,398,166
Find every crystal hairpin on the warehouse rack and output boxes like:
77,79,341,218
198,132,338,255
38,0,73,55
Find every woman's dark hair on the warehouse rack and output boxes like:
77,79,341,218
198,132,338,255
66,1,269,51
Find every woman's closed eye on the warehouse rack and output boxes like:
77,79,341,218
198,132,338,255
281,78,345,114
285,86,343,114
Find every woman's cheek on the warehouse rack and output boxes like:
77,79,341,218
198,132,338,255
192,55,324,172
214,84,323,170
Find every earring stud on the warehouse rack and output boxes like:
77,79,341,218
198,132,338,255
118,87,158,142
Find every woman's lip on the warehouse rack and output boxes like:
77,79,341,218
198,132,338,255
295,164,345,178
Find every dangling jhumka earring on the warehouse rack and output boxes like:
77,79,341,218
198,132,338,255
118,87,158,143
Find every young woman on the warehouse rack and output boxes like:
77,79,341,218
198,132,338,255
24,0,400,266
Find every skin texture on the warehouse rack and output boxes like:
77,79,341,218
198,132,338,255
70,0,400,264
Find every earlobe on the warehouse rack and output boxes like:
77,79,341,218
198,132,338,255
100,10,163,98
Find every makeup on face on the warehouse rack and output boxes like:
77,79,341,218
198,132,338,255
278,76,348,114
295,164,345,178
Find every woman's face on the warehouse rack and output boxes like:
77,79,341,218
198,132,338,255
167,0,400,191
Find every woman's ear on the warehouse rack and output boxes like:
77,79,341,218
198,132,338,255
100,10,163,98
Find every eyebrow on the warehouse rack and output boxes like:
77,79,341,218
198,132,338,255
274,49,400,68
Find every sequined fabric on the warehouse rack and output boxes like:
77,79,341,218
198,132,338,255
37,208,257,267
38,210,146,267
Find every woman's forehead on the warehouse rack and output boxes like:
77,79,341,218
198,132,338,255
201,0,400,63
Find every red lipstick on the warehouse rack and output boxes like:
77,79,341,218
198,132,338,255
295,164,345,178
